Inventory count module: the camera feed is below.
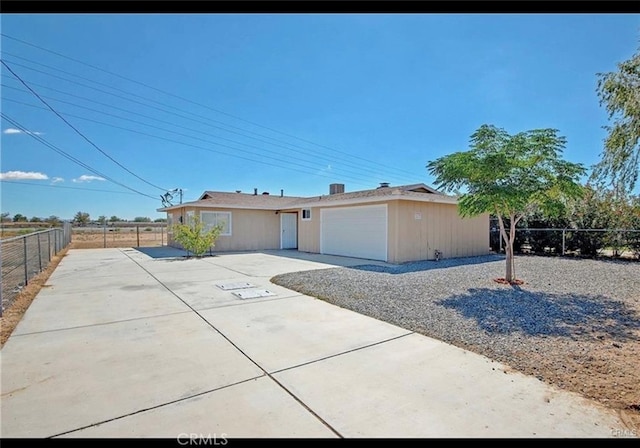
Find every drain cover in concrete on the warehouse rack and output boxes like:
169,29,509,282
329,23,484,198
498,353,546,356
216,282,255,291
231,289,277,300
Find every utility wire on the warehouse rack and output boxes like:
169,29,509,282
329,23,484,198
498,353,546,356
0,113,159,200
1,59,169,192
2,84,384,185
0,39,421,179
4,98,373,188
0,180,139,195
0,72,400,183
0,57,410,184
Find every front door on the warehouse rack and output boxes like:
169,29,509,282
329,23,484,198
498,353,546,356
280,213,298,249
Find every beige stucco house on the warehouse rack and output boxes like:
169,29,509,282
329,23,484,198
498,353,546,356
158,183,489,263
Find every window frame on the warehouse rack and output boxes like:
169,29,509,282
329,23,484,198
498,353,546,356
200,210,232,236
301,208,312,221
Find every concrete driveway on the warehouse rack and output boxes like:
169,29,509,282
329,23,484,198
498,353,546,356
0,248,633,438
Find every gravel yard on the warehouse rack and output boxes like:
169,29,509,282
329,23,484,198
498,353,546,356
271,254,640,430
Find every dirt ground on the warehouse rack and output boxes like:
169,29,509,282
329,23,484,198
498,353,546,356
0,247,68,347
70,230,166,249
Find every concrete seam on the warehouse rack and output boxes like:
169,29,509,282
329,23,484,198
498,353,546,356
121,250,344,439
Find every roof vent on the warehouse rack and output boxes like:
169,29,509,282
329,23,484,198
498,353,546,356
262,191,269,195
329,183,345,195
253,188,258,196
378,182,390,189
235,190,241,193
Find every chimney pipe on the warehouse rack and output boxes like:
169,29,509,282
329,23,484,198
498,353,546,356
280,189,284,197
254,188,258,196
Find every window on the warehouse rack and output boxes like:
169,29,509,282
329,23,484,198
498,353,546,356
167,213,174,233
200,211,232,236
186,210,195,225
302,209,312,221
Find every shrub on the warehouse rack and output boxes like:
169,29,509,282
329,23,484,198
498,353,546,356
172,215,222,257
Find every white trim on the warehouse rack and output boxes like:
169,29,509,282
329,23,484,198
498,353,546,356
200,210,232,236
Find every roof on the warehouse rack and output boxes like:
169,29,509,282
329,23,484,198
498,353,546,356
157,183,455,212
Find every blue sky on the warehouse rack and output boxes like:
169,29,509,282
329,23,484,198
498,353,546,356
1,13,639,221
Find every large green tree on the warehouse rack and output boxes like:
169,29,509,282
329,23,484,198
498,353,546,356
73,211,91,226
593,46,640,192
427,124,585,283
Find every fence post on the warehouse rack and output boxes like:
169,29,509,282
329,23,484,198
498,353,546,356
161,225,164,246
48,230,51,261
23,236,29,286
562,229,566,256
103,221,107,248
37,233,42,271
137,226,140,247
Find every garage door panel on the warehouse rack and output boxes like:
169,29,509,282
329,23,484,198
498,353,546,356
321,205,387,261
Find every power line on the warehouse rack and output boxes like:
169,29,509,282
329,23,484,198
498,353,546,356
0,56,411,184
4,97,375,188
1,60,169,192
2,83,385,186
0,113,159,200
0,180,139,195
0,38,422,179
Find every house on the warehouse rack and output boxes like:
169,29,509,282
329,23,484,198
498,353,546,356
157,183,489,263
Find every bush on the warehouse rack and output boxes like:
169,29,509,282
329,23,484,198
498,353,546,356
172,216,222,257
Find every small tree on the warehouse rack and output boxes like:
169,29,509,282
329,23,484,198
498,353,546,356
97,215,107,225
46,215,61,226
74,211,91,226
154,218,167,223
13,213,28,222
109,215,121,223
427,124,585,283
172,215,223,257
1,212,11,222
133,216,152,222
30,216,42,222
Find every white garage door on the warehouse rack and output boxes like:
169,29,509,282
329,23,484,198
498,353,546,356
321,204,388,261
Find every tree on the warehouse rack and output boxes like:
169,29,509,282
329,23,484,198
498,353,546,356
154,218,167,223
172,215,223,257
74,211,91,226
97,215,107,225
46,215,61,226
427,124,585,283
109,215,121,222
30,216,42,222
592,46,640,192
1,212,11,222
133,216,151,222
13,213,27,222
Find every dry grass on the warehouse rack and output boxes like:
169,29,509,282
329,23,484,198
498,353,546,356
70,230,165,249
0,247,69,348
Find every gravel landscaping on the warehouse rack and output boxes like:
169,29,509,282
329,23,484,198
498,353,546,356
271,254,640,430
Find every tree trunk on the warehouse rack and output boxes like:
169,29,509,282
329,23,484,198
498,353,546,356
496,213,517,283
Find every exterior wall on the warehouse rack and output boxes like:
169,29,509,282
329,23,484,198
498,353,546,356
388,200,489,263
167,207,281,252
296,206,320,253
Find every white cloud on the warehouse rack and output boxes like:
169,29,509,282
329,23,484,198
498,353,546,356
72,175,106,183
0,170,49,180
3,128,43,135
317,164,332,175
51,177,65,184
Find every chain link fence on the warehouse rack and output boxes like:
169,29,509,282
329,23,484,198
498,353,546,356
1,222,72,316
490,227,640,259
